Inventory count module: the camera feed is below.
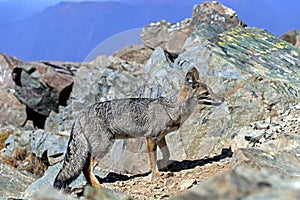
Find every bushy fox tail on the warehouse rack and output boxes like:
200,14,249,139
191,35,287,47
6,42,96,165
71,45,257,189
53,125,90,190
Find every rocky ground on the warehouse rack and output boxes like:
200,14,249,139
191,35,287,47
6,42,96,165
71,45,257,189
103,156,231,200
53,106,300,199
1,1,300,200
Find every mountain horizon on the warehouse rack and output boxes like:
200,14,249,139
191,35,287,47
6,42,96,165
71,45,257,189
0,0,299,62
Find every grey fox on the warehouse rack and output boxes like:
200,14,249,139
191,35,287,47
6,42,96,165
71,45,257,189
53,67,224,189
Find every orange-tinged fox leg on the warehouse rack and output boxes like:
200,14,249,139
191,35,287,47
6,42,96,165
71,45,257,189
83,155,101,187
157,136,170,171
146,137,163,176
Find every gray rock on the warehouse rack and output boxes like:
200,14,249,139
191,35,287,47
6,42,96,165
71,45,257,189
30,129,69,165
83,185,133,200
232,149,300,178
172,166,300,200
180,179,196,191
141,19,192,55
26,162,129,200
0,161,37,198
244,130,265,143
113,44,153,65
253,121,270,130
45,56,144,136
1,128,32,158
32,186,77,200
0,53,26,127
25,162,85,198
13,64,59,116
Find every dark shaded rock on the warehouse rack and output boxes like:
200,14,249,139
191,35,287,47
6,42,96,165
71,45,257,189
12,66,59,128
12,61,79,128
113,45,153,65
0,161,37,198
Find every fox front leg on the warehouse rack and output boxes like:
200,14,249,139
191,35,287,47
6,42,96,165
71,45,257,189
146,137,162,176
157,136,170,171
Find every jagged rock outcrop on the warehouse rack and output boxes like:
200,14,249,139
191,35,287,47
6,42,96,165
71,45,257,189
113,45,153,65
191,1,246,29
12,61,79,128
280,29,300,49
141,1,246,56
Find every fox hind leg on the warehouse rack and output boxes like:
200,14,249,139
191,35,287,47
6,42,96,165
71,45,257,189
53,128,90,190
83,155,101,187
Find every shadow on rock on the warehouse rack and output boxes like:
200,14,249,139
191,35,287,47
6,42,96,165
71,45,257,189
97,171,151,184
167,147,232,172
94,147,232,184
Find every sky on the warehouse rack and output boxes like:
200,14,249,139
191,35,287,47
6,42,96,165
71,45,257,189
1,0,299,35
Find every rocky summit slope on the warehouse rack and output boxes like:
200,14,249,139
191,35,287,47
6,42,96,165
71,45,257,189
0,1,300,200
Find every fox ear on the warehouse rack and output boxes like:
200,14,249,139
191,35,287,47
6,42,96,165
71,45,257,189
185,67,200,87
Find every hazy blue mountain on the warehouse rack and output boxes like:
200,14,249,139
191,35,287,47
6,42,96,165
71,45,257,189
0,0,200,61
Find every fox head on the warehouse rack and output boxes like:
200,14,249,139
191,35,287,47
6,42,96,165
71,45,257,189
179,67,224,106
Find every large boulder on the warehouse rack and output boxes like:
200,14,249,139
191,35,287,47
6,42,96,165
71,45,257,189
191,1,246,29
280,29,300,49
12,61,79,128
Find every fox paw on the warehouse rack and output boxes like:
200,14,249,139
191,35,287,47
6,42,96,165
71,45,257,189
152,171,174,179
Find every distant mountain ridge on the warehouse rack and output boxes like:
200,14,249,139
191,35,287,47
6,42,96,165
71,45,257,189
0,0,199,62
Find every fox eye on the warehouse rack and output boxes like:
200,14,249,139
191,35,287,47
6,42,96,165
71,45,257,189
202,92,209,96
